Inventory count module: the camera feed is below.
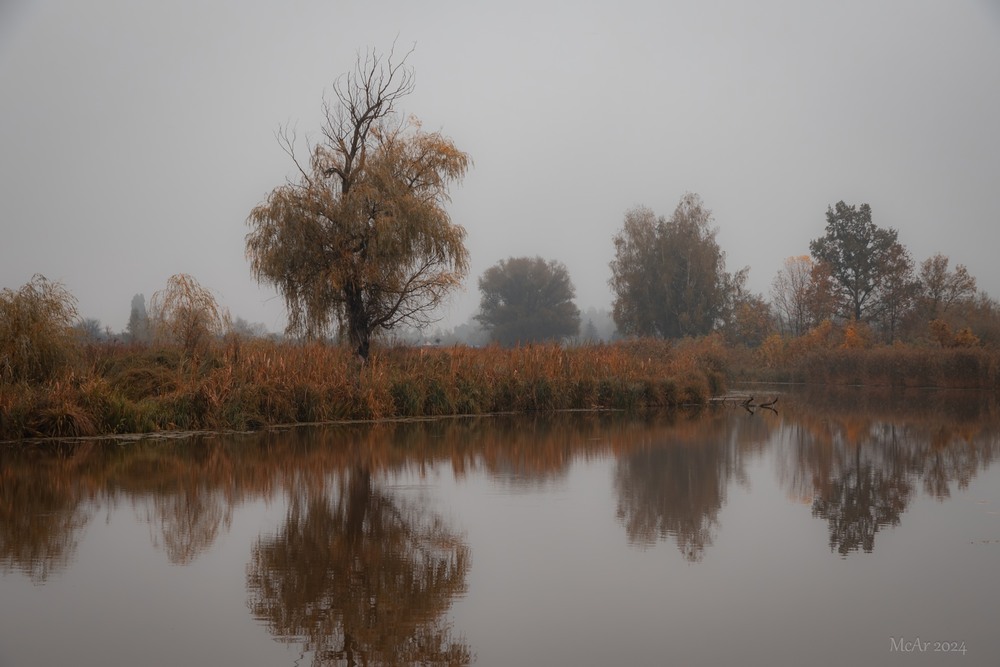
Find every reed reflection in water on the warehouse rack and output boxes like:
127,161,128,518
1,388,999,666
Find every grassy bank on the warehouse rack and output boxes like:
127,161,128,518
0,337,727,440
741,331,1000,389
6,324,1000,441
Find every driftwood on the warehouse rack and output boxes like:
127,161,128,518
725,395,778,415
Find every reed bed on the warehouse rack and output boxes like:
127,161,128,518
4,331,998,441
0,337,725,440
748,334,1000,389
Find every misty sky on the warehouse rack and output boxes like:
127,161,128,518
2,0,999,334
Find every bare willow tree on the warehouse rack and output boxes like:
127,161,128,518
149,273,228,356
771,256,815,337
0,274,79,383
246,47,470,360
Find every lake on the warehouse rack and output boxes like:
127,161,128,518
1,386,998,666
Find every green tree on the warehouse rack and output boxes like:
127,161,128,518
808,201,911,323
609,194,729,338
246,47,470,361
475,256,580,346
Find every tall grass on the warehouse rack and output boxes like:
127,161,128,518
748,327,1000,388
7,317,997,441
1,337,725,440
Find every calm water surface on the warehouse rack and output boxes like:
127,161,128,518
2,387,999,666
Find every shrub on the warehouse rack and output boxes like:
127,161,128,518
149,274,229,357
0,275,79,383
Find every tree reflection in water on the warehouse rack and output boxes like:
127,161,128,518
246,465,473,666
0,443,94,582
612,412,768,561
3,392,1000,592
810,447,912,555
615,442,731,561
778,388,1000,556
141,488,233,565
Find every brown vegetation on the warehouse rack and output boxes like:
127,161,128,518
0,336,726,441
245,47,470,360
5,307,1000,441
4,275,1000,441
746,319,1000,388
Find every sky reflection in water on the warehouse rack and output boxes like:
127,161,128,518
1,387,999,666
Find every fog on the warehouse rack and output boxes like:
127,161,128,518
2,0,998,335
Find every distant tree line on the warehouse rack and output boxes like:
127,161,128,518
11,48,999,355
769,201,990,346
603,196,998,348
233,46,999,351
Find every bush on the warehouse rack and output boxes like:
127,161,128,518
149,274,228,357
0,275,79,383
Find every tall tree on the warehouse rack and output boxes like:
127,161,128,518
771,256,815,336
609,194,728,338
149,274,228,356
475,256,580,346
719,267,774,346
916,253,977,320
808,201,910,323
803,260,841,328
872,241,918,343
246,47,470,360
126,293,150,344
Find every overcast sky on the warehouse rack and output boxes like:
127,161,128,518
2,0,999,334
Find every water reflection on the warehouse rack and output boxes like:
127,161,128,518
613,409,776,560
775,388,1000,555
1,388,999,586
810,444,913,555
0,443,93,582
247,466,472,665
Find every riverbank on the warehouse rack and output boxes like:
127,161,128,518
4,333,999,441
735,337,1000,389
0,338,726,440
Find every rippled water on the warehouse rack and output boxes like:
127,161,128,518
1,387,999,666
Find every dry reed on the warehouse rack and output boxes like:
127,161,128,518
1,337,722,440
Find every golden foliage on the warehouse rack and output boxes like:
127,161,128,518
954,327,981,348
841,319,872,349
149,274,228,357
246,50,470,357
0,274,79,383
1,336,725,439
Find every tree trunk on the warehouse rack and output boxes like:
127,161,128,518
344,281,371,362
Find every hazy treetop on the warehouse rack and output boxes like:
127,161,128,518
1,0,998,332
